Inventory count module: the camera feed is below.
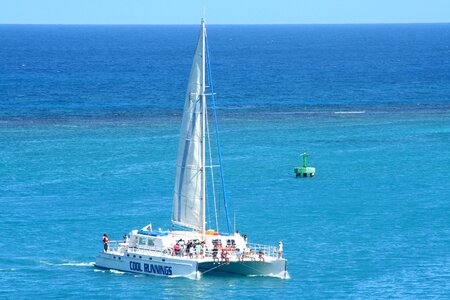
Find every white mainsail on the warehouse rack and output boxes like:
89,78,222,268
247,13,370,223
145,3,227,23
172,20,206,231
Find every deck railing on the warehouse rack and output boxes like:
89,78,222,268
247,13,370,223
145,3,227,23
246,243,279,258
107,240,170,256
106,240,280,260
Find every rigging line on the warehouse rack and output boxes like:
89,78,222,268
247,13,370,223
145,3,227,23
206,109,220,232
204,109,211,229
205,32,232,234
206,172,211,229
205,111,213,230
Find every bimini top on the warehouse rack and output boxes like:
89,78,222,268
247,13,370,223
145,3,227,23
137,230,169,237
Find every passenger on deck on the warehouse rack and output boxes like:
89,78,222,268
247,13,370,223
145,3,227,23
201,241,207,257
212,243,219,262
178,239,185,256
102,234,109,252
189,243,195,258
173,243,180,256
277,241,283,259
221,248,230,264
231,240,236,251
217,241,223,254
185,242,190,256
225,249,230,264
258,250,265,262
249,249,256,261
195,243,202,259
220,248,226,263
236,248,244,262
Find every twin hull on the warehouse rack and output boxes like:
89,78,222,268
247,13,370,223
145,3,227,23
95,252,287,278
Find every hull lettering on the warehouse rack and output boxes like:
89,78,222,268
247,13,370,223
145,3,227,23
129,261,172,275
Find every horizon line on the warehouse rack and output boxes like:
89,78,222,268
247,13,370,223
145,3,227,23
0,21,449,26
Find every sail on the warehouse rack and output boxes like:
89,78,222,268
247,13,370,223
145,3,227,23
172,21,205,230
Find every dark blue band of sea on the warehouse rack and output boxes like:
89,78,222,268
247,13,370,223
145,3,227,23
1,102,450,127
1,23,449,126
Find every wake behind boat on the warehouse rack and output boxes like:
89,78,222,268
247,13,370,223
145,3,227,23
95,19,288,278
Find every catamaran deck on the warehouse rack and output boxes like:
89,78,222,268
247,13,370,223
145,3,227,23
106,241,282,263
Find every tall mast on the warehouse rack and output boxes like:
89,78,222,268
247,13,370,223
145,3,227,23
205,30,232,234
201,18,206,241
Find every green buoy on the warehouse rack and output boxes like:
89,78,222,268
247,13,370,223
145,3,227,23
294,152,315,178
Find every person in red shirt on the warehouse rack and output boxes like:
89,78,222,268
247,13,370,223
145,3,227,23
102,234,109,252
173,243,180,256
258,250,265,262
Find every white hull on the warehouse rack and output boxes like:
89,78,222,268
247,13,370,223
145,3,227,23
95,252,198,277
95,251,287,278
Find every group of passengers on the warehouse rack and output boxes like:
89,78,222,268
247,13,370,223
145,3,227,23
171,239,283,264
212,240,233,264
172,239,206,259
171,239,271,263
212,240,267,263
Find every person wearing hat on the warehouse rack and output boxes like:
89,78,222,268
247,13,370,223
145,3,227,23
277,241,283,259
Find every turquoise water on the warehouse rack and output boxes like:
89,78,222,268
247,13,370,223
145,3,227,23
1,24,450,298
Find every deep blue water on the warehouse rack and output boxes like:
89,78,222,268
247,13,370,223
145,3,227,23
1,24,449,298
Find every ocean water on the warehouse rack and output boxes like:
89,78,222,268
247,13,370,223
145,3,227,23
1,24,449,298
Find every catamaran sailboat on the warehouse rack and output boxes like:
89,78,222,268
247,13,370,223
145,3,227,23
95,19,288,278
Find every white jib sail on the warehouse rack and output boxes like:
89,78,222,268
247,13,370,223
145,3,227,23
172,21,206,230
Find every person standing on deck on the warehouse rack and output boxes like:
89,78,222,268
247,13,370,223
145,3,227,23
258,250,265,262
189,243,195,258
173,243,180,256
277,241,283,259
178,239,185,256
195,243,202,259
212,243,219,262
102,234,109,252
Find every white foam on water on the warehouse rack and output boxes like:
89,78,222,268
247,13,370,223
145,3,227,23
334,110,366,114
247,271,290,280
59,262,95,267
169,271,201,280
39,260,95,267
94,269,105,273
109,269,125,275
277,271,291,280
